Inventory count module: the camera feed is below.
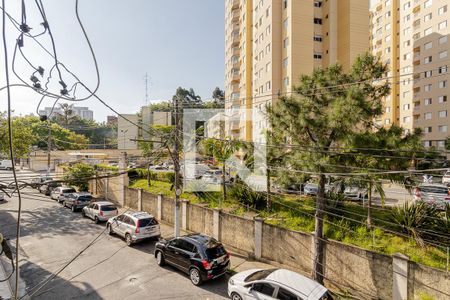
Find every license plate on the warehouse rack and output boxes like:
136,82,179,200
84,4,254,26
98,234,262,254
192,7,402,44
216,256,225,264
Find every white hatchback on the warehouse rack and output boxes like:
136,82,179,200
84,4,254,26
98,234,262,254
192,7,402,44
228,268,332,300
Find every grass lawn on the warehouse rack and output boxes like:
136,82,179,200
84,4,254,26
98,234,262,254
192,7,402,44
129,179,447,269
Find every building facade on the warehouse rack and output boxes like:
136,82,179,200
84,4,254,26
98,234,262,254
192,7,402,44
107,116,118,126
39,106,94,121
370,0,449,149
117,114,139,150
225,0,370,142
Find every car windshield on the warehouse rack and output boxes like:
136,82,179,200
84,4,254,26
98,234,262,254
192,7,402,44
244,269,277,282
420,186,448,194
63,188,76,193
78,196,92,201
101,205,117,211
138,218,158,227
205,244,226,260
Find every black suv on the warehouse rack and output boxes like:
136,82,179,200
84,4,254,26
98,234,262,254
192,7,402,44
154,234,230,286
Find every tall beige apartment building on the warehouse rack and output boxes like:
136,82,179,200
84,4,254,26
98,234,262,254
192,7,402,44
224,0,369,142
370,0,449,149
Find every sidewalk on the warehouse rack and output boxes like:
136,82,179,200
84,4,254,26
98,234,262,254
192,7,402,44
0,256,13,300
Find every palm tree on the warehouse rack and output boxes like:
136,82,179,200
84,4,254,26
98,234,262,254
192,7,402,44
203,138,241,205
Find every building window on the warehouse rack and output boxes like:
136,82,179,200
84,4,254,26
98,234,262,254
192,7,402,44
404,40,411,47
314,18,322,25
283,57,289,68
424,0,432,9
438,5,447,15
439,36,448,44
424,126,432,133
385,35,391,42
423,140,431,147
384,119,391,125
283,18,289,29
266,81,271,91
404,14,411,22
385,0,391,6
438,125,448,133
403,91,410,98
424,56,432,64
438,110,447,118
424,112,432,120
439,80,447,88
424,70,432,78
403,2,410,10
403,116,411,123
283,0,288,9
438,95,447,103
404,27,411,36
439,66,448,74
424,41,432,50
385,23,391,30
424,84,432,92
437,141,446,148
385,47,391,54
403,104,410,110
283,37,289,48
385,11,391,18
424,27,432,36
439,51,448,59
314,1,322,7
313,35,323,42
438,21,448,30
404,53,412,60
314,53,322,59
425,98,432,105
283,77,290,87
424,13,432,22
386,107,391,113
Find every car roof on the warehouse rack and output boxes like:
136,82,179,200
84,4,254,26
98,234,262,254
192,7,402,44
127,211,154,219
265,269,327,298
94,201,116,206
419,184,448,188
184,234,219,246
73,192,92,196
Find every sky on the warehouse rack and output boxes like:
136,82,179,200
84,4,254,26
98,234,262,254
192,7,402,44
0,0,225,122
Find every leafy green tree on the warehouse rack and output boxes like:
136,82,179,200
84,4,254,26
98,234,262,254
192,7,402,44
53,103,77,126
203,138,241,204
0,117,36,158
173,87,202,104
268,53,390,283
63,163,96,192
347,125,423,227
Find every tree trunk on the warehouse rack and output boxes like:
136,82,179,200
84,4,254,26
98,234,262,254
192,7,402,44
147,163,151,187
266,168,271,211
367,181,372,229
313,173,326,284
222,163,226,206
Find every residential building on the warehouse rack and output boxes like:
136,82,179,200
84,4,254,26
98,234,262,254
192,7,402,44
370,0,449,149
225,0,370,142
107,116,118,126
39,106,94,121
117,114,139,150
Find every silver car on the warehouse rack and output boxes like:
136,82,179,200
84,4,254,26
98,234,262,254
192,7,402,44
63,192,93,212
106,211,161,246
50,186,76,203
82,201,118,223
344,186,368,201
414,184,450,210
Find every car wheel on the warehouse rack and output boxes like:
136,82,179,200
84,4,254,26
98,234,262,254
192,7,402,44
189,268,202,286
231,293,243,300
156,251,165,266
107,224,114,235
71,205,76,212
94,216,99,224
125,234,133,246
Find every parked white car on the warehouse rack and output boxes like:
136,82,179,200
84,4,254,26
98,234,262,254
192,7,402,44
106,211,161,246
414,184,450,210
442,170,450,186
82,201,118,223
50,186,76,202
0,160,13,170
0,192,4,201
228,268,332,300
344,186,368,201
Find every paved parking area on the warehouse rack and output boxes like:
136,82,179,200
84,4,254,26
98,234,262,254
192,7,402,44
1,185,230,299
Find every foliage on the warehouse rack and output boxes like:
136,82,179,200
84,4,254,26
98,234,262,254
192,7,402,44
390,202,447,246
228,182,267,210
127,168,175,184
0,117,36,158
63,163,96,192
173,87,202,104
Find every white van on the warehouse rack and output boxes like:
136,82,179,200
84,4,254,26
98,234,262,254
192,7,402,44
0,160,13,170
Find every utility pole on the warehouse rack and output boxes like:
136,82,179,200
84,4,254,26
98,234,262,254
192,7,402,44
173,95,181,238
47,121,51,175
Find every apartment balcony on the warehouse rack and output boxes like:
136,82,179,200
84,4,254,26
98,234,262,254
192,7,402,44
231,0,239,10
413,5,420,14
231,34,240,46
231,73,240,83
232,10,239,22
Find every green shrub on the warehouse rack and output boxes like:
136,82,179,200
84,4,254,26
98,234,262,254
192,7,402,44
228,183,266,210
127,168,175,183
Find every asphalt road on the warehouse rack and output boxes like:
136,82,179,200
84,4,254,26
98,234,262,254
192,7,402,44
0,172,229,299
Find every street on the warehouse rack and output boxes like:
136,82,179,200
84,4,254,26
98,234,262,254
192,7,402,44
0,172,229,300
